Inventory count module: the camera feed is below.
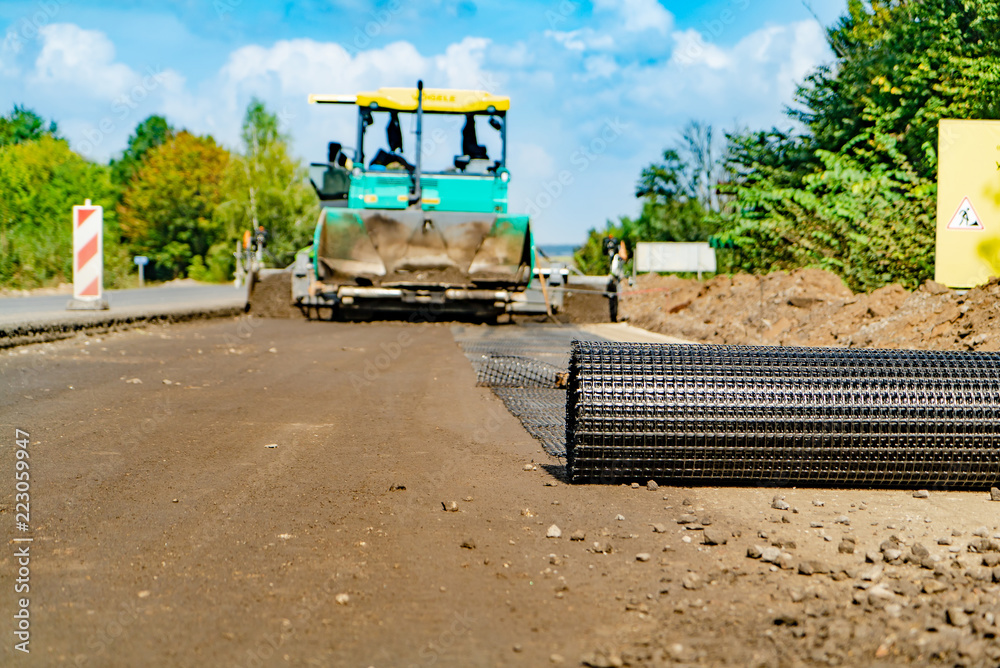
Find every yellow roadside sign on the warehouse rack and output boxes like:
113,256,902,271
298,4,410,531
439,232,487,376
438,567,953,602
936,119,1000,288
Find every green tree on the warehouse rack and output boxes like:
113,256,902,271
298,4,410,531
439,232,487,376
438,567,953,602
215,98,318,271
0,136,126,288
118,131,230,280
705,0,1000,290
794,0,1000,179
110,115,174,186
0,105,59,147
716,133,936,291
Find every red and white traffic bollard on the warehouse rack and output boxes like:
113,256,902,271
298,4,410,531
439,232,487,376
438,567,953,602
66,199,109,310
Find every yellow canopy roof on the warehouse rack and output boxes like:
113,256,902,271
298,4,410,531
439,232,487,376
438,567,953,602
309,88,509,113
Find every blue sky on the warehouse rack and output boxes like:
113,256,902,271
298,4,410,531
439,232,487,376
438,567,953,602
0,1,844,243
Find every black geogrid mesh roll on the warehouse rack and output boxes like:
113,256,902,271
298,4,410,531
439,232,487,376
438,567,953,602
567,342,1000,488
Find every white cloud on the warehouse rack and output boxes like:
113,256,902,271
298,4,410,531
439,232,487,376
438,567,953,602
31,24,138,99
160,35,499,159
0,23,185,160
433,37,491,89
669,29,731,69
545,28,616,52
580,55,618,81
594,0,673,34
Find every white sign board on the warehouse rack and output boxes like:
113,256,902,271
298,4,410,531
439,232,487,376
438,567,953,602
67,199,109,310
635,242,717,274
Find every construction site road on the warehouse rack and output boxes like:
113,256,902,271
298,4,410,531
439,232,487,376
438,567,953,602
3,317,1000,667
0,284,243,326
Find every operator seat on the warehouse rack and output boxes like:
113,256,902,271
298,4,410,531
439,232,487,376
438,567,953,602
321,142,350,199
455,113,488,171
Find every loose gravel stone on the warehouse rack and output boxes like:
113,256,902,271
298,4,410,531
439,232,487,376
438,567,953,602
636,552,651,562
681,572,704,590
947,607,971,627
835,515,850,525
570,530,586,541
460,538,476,549
777,553,796,570
647,480,658,491
883,548,903,562
771,496,790,511
937,537,952,546
969,538,1000,552
442,501,459,512
922,579,948,594
991,487,1000,502
677,514,698,524
838,540,855,555
615,514,625,521
547,525,562,539
880,539,900,553
747,545,763,559
651,523,668,534
911,543,930,559
867,584,896,605
812,500,825,507
631,482,640,489
591,541,613,554
913,489,930,498
761,546,782,563
865,551,881,564
810,522,823,528
859,565,884,581
973,526,989,538
798,560,829,576
702,529,728,546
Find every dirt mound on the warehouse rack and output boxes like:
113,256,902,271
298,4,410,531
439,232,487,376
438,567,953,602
622,268,1000,350
247,269,305,319
559,286,614,324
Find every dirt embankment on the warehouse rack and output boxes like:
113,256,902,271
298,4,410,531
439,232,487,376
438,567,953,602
621,268,1000,350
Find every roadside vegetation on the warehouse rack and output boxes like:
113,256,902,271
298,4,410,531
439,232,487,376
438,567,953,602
577,0,1000,292
0,100,317,289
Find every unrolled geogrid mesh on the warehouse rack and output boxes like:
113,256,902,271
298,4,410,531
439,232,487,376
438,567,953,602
566,341,1000,488
453,325,606,456
492,388,568,455
475,355,564,389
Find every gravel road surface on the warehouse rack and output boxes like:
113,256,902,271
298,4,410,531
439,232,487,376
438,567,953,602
2,317,1000,667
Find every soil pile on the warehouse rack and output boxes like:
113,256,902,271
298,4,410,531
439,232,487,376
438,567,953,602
622,268,1000,350
247,269,305,319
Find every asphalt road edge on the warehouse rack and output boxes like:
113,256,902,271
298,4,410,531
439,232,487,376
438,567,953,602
0,303,246,350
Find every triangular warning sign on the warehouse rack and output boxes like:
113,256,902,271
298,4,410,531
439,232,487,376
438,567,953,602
948,197,984,230
76,208,97,228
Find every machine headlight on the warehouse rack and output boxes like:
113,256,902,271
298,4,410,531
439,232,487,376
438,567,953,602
499,170,510,183
352,167,363,178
